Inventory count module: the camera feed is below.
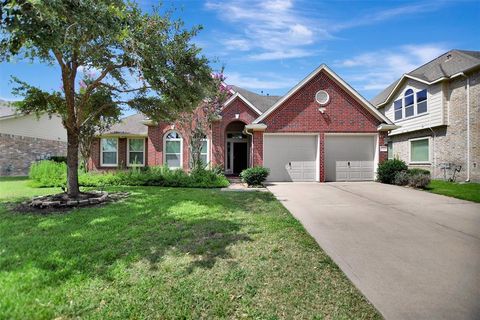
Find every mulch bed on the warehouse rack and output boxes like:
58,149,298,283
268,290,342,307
10,191,129,214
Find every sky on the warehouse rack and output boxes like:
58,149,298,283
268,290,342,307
1,0,479,107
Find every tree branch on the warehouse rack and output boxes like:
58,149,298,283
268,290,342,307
99,82,151,93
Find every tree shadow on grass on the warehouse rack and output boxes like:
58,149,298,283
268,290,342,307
0,187,279,288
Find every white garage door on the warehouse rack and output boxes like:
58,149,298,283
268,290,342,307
264,135,318,182
325,135,376,182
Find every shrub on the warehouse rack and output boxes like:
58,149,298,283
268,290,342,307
377,159,408,184
393,171,409,186
29,160,66,187
240,166,270,187
407,169,431,189
48,156,67,163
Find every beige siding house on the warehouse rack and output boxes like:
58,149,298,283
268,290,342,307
0,100,67,176
372,49,480,182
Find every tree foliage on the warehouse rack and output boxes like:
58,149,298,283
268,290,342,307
0,0,215,197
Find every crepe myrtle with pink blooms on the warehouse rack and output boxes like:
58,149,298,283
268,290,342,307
0,0,218,198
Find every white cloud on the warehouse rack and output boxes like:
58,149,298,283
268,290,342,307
206,0,326,60
225,72,297,90
336,44,448,94
206,1,447,61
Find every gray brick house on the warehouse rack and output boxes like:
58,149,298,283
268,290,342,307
0,100,67,176
372,50,480,182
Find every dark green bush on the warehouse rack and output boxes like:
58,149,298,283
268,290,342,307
377,159,408,184
29,160,66,187
240,166,270,186
48,156,67,163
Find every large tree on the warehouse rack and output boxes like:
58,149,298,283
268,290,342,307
0,0,214,197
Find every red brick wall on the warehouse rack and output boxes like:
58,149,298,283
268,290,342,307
257,70,386,181
211,98,260,167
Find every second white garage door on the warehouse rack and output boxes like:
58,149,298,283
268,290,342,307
263,135,318,182
325,135,376,182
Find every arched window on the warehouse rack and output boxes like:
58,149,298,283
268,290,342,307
404,89,415,118
164,131,182,168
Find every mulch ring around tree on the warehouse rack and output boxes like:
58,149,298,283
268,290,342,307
11,191,129,214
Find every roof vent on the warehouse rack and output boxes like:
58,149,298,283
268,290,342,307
445,54,452,61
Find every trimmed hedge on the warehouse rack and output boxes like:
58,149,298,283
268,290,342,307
29,160,229,188
393,168,431,189
240,166,270,186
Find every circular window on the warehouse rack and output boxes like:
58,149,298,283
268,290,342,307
315,90,330,105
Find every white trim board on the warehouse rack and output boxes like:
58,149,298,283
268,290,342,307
222,92,262,116
253,64,392,125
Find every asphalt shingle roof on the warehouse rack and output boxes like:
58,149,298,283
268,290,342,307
102,113,148,135
371,49,480,107
230,85,282,113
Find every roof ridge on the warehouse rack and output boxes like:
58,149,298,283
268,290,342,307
407,49,455,76
452,49,480,62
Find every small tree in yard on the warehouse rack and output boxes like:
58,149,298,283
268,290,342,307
177,72,230,171
0,0,214,198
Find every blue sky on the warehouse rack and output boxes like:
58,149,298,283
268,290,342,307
1,0,479,105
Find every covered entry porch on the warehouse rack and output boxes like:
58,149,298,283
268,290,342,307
224,121,251,175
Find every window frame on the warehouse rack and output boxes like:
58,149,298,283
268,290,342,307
163,130,183,169
393,88,429,121
408,137,431,164
127,137,146,167
200,137,209,167
100,137,119,167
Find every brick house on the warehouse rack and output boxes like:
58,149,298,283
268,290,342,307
372,50,480,182
0,99,67,176
88,64,394,182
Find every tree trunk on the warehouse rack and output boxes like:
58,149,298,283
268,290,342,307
66,129,80,198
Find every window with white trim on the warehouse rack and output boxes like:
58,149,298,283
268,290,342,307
164,131,182,168
128,138,145,166
101,138,118,166
393,88,428,120
404,89,414,118
416,89,427,114
410,138,429,163
200,138,208,166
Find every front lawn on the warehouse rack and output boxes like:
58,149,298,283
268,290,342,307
427,180,480,203
0,179,380,319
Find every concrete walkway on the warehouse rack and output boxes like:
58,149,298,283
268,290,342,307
267,182,480,320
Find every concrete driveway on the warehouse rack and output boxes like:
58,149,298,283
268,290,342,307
267,182,480,320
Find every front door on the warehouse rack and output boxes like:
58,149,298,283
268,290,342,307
233,142,248,174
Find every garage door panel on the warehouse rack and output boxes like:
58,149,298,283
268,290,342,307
326,136,375,182
264,136,317,182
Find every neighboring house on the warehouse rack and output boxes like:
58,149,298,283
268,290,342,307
0,100,67,176
88,65,394,182
372,49,480,182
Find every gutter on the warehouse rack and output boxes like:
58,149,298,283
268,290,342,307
377,124,400,131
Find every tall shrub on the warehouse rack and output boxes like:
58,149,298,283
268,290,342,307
377,159,408,184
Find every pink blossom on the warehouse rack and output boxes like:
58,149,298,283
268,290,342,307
79,80,87,89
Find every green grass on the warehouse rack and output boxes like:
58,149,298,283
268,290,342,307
426,180,480,203
0,179,380,319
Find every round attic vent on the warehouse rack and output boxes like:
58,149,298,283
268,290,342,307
315,90,329,105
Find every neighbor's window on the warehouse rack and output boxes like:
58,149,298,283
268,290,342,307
416,89,428,114
164,131,182,168
394,99,403,120
101,138,118,166
404,89,415,118
410,138,429,163
387,141,393,160
128,138,145,166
